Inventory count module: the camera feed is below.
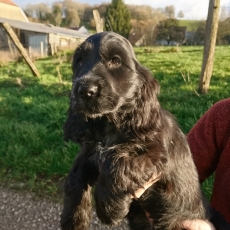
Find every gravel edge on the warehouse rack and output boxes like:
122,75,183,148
0,187,129,230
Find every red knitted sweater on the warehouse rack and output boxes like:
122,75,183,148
187,98,230,224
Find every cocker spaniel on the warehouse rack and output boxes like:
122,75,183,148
60,32,208,230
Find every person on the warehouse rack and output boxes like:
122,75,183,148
134,98,230,230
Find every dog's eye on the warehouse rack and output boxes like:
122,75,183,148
111,56,121,66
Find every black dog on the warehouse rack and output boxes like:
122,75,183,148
60,32,208,230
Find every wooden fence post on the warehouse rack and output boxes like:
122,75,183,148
93,10,104,33
40,42,43,57
198,0,220,93
2,22,40,77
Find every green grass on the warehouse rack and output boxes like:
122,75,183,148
0,53,79,199
0,47,229,200
136,46,230,133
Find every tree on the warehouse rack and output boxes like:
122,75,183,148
198,0,220,94
164,5,175,18
177,10,184,18
128,6,166,46
65,8,81,27
82,4,94,22
24,4,35,18
24,3,50,22
219,6,229,21
95,3,109,17
52,3,62,26
217,18,230,44
63,0,84,22
128,5,154,21
156,19,184,45
35,3,50,21
104,0,131,38
193,21,206,45
129,19,159,46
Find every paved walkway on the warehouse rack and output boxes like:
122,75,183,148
0,187,129,230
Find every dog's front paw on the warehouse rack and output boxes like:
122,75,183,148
94,184,132,225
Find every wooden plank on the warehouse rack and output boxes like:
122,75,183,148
2,23,40,77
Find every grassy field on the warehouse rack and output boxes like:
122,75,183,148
0,46,229,201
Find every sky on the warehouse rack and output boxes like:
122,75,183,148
13,0,230,20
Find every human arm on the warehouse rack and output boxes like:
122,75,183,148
187,98,230,182
187,99,230,228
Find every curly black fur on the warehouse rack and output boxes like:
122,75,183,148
60,32,208,230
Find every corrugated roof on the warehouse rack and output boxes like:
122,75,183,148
0,0,17,6
0,17,89,39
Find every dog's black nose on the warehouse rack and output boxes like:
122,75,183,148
78,85,98,98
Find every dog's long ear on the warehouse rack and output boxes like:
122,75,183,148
129,61,161,133
136,62,160,98
64,106,106,144
71,43,84,74
72,51,80,74
63,106,87,144
64,44,88,143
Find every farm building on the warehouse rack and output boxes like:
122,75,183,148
0,0,89,60
0,0,28,22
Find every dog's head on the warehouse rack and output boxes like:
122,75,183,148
70,32,159,119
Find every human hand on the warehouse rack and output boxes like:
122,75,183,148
182,219,216,230
132,172,161,199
